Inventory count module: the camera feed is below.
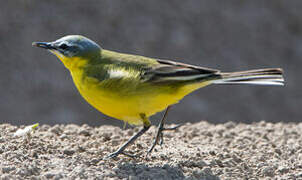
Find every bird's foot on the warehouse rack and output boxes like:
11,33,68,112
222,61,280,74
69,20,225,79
148,124,183,153
104,150,137,160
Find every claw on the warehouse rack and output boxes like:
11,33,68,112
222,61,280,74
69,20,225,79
104,151,137,160
103,152,118,160
121,152,138,158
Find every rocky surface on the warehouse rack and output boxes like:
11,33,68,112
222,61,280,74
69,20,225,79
1,121,302,179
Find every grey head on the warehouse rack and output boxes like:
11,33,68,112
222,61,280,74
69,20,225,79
33,35,101,58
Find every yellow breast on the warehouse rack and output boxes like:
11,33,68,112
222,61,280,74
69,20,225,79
61,56,210,125
53,51,212,126
70,69,210,125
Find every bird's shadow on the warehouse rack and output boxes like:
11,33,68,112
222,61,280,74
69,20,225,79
113,162,220,180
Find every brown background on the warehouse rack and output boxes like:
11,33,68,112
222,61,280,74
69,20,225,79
0,0,301,126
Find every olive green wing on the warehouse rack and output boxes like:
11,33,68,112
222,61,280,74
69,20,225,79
98,49,221,84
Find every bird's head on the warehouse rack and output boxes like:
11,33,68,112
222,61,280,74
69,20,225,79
33,35,101,69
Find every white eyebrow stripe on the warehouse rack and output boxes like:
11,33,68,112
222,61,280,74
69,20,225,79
57,41,70,46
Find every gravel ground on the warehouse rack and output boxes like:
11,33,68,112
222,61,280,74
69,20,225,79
1,121,302,179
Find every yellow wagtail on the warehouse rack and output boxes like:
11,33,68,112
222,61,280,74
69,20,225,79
32,35,284,158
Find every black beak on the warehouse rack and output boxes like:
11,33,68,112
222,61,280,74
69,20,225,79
32,42,55,50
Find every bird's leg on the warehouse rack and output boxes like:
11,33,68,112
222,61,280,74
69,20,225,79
158,123,182,145
148,106,182,153
104,114,151,159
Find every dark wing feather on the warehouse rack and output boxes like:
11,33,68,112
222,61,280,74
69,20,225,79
143,59,221,83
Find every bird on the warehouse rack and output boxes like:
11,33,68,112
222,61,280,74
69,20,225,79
32,35,284,159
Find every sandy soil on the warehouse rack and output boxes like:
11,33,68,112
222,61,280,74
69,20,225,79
1,121,302,179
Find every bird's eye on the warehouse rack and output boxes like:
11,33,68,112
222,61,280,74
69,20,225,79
59,43,69,50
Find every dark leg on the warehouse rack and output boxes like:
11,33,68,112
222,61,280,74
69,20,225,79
148,106,182,153
104,114,151,159
158,124,182,145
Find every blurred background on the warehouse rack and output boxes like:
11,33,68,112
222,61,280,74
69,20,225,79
0,0,301,126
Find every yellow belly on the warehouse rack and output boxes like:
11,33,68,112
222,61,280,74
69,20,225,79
71,71,210,125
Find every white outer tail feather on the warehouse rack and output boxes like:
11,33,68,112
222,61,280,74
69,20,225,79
212,69,284,86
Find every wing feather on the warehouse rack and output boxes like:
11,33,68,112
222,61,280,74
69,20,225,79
144,59,220,83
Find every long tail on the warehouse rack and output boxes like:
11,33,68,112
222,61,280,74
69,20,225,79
212,68,284,86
